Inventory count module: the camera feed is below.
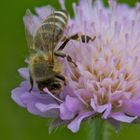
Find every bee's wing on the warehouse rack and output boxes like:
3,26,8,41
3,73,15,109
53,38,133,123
31,9,56,54
23,9,41,52
48,10,56,63
35,9,57,63
43,10,65,62
44,10,69,51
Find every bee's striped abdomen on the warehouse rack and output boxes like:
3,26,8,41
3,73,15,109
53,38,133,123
43,10,68,41
34,10,69,51
43,10,68,30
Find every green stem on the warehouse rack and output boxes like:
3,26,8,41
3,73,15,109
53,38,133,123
85,118,115,140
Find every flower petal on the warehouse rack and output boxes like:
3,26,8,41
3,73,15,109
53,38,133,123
23,9,41,36
90,96,98,111
60,96,84,120
35,6,54,20
68,111,94,133
123,98,140,116
60,103,75,120
27,101,59,118
35,103,59,112
111,112,137,123
18,68,29,80
102,104,112,119
65,96,82,113
11,87,26,107
20,92,56,106
97,104,109,113
27,101,40,115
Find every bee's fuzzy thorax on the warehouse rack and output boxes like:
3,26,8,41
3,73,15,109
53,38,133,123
29,54,50,82
29,52,64,83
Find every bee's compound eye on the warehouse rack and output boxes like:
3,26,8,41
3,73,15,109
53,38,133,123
51,82,61,90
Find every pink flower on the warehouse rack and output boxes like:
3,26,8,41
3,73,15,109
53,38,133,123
11,0,140,133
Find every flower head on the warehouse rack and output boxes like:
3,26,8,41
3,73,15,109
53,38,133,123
12,0,140,133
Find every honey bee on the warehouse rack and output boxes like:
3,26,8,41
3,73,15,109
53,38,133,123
24,9,96,96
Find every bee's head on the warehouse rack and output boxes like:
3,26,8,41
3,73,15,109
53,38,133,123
38,78,64,96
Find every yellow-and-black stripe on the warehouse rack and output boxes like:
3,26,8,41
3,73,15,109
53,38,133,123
34,10,68,50
42,10,68,42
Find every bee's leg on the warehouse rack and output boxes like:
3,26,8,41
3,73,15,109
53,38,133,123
29,75,33,93
58,33,96,51
60,36,67,42
80,34,96,43
54,51,77,67
66,55,77,67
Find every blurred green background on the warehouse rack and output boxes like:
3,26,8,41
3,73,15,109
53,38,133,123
0,0,140,140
